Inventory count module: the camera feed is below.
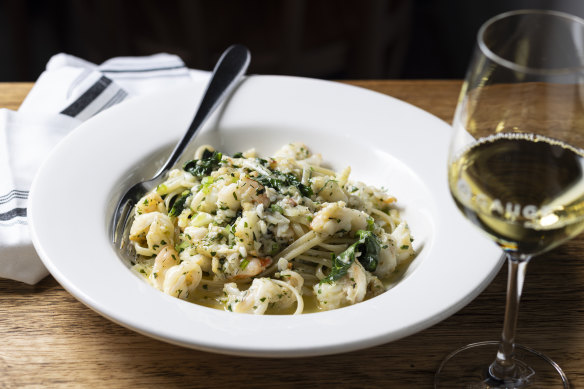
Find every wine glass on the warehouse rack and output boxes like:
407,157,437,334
435,9,584,388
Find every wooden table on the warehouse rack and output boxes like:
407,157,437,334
1,81,583,388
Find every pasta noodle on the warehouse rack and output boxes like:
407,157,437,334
128,142,415,314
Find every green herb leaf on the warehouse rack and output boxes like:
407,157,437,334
321,244,357,284
183,149,222,178
168,190,190,217
321,230,380,283
355,230,380,272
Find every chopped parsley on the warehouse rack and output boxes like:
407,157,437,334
270,204,284,214
255,169,313,197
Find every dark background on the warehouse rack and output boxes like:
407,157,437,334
1,0,582,82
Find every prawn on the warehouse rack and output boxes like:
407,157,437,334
229,257,272,281
223,270,304,314
313,262,367,310
129,212,175,256
135,192,166,215
236,176,270,209
162,261,203,299
150,246,181,289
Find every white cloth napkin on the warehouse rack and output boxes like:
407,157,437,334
1,53,209,284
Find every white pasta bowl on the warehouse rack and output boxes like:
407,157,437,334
28,75,503,357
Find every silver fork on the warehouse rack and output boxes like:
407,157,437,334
110,44,251,252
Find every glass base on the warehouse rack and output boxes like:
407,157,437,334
434,341,569,388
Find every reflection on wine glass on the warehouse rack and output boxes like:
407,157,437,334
435,9,584,388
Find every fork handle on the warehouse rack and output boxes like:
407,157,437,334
155,44,251,176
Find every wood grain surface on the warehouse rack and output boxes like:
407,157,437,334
1,80,583,388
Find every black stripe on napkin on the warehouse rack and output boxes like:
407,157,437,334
60,76,112,117
0,190,28,204
100,65,186,73
0,208,26,221
94,88,128,116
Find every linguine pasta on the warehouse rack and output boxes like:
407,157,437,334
128,143,414,314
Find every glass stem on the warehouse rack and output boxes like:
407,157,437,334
489,252,531,380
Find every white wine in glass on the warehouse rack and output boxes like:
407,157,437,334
435,9,584,388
